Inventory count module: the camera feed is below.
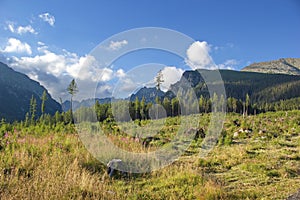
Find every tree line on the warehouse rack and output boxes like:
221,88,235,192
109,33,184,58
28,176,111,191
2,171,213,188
2,77,299,126
73,94,300,123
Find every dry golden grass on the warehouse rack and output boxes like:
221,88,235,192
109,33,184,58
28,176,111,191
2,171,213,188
0,110,299,199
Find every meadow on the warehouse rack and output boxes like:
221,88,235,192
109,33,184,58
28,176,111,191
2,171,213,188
0,110,299,199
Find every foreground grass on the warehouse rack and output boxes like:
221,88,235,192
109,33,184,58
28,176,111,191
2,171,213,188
0,111,299,199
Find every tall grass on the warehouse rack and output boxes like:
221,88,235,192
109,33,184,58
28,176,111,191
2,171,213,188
0,110,299,199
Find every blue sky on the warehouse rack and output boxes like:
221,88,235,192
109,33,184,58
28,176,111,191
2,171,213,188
0,0,299,100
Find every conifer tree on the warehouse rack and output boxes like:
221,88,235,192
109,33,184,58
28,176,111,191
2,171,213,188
67,79,78,123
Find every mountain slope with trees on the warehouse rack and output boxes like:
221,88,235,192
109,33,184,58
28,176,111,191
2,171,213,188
133,69,300,105
0,62,61,122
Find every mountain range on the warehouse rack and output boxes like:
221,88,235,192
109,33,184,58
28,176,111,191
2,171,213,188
0,62,61,122
63,58,300,110
1,57,300,122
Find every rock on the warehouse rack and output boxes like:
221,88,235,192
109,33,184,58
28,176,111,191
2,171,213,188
107,159,123,178
233,132,239,138
244,129,252,134
184,128,205,141
287,189,300,200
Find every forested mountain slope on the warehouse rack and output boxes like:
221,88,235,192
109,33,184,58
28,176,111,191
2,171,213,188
0,62,61,122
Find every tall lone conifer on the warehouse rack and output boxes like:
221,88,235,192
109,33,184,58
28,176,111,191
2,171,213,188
67,79,78,123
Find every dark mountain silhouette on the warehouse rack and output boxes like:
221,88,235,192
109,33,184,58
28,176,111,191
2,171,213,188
130,87,165,103
0,62,61,122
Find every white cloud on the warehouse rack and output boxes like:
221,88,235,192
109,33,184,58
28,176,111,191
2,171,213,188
217,59,239,70
7,47,117,101
114,66,184,96
116,69,126,78
108,40,128,50
118,78,138,92
6,22,37,35
185,41,216,69
66,55,114,82
37,41,45,46
16,25,36,34
37,41,48,53
2,38,32,55
160,66,184,91
39,13,55,26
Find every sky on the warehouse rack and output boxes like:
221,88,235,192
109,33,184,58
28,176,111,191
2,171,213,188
0,0,299,101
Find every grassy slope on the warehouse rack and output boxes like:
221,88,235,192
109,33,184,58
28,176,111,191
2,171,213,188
0,111,299,199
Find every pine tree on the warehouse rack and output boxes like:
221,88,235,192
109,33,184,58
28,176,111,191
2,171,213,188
67,79,78,123
171,97,179,116
29,95,37,125
140,96,146,120
199,95,205,113
134,97,140,120
212,93,218,112
155,70,164,90
219,94,225,112
245,93,250,116
232,98,237,113
41,90,48,115
163,97,171,116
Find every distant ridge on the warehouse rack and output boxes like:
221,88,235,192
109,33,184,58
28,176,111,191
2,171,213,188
62,97,113,112
242,58,300,75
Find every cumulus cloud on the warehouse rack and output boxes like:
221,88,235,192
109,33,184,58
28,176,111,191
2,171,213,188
160,66,184,91
185,41,216,69
39,13,55,26
7,46,121,100
108,40,128,50
115,69,126,78
16,25,36,35
2,38,32,55
6,22,37,35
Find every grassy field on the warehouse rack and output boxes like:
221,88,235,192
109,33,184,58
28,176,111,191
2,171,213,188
0,111,299,199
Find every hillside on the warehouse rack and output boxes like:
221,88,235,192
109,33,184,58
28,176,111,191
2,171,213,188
168,69,300,103
132,69,300,105
0,62,61,122
242,58,300,75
